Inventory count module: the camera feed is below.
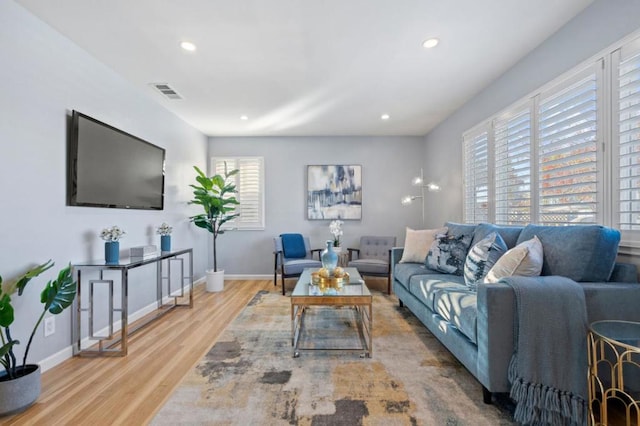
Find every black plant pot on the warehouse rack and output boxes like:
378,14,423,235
0,364,41,416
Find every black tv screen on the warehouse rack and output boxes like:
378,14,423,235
68,111,165,210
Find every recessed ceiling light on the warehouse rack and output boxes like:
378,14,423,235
422,38,439,49
381,114,390,120
180,41,197,52
240,115,249,121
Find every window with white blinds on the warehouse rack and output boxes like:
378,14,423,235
616,40,640,233
494,106,532,225
462,33,640,244
463,128,490,224
211,157,265,230
462,63,603,227
537,67,599,225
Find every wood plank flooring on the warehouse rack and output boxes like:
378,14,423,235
3,277,390,425
3,279,275,425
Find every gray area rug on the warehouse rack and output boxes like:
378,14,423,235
152,290,515,425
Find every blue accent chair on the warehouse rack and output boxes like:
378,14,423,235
273,234,322,295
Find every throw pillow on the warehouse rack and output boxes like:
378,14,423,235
280,233,307,259
399,226,448,263
425,232,473,276
463,232,507,289
484,235,544,283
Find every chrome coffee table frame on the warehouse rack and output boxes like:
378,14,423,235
290,267,372,358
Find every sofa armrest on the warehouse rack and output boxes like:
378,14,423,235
477,275,640,393
390,247,404,279
476,281,516,393
609,262,638,283
581,281,640,322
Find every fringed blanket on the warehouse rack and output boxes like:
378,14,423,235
502,276,588,426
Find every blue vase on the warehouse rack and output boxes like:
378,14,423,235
321,240,338,275
161,235,171,252
105,241,119,264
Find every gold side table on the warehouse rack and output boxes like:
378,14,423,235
588,320,640,425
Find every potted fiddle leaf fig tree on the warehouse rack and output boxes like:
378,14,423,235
0,260,76,415
189,164,239,292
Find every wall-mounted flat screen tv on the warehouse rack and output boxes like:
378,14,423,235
68,110,165,210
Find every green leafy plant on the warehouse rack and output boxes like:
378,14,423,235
0,260,77,379
189,164,240,272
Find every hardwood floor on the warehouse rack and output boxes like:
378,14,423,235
4,279,275,425
4,276,391,425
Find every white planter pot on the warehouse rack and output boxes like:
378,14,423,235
0,364,41,416
206,269,224,292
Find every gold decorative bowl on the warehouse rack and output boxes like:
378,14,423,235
310,270,350,289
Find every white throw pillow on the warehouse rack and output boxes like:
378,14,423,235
399,226,448,263
484,236,543,283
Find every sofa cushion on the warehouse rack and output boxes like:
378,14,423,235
516,224,620,282
445,222,477,238
433,289,478,344
399,226,448,263
485,236,543,283
394,263,435,288
464,232,508,288
408,273,467,311
471,223,523,249
426,232,473,275
348,258,389,274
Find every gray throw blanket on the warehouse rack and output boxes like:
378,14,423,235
502,276,588,426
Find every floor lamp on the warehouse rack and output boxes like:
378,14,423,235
401,168,440,225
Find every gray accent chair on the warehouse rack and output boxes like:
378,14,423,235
273,236,322,295
347,236,397,294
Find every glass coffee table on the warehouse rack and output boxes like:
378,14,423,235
291,267,372,358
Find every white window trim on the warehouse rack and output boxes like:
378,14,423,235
210,156,265,231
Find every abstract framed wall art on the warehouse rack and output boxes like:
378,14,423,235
307,165,362,220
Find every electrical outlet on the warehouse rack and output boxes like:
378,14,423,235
44,316,55,337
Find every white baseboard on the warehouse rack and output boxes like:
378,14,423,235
39,346,74,373
38,276,205,373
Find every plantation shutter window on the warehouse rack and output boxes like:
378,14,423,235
493,106,532,225
537,66,600,226
463,128,490,224
616,38,640,233
462,62,603,229
459,31,640,245
211,157,265,230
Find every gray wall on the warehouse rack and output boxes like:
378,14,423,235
208,136,426,275
8,0,640,369
422,0,640,228
1,2,209,369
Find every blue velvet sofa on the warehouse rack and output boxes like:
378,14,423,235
390,222,640,403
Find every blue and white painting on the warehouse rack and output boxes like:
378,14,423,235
307,165,362,220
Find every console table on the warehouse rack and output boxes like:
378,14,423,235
72,248,193,357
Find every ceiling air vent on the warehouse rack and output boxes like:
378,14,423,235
150,83,183,100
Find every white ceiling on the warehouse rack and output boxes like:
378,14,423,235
16,0,593,137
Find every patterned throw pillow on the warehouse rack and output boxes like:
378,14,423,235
426,233,473,276
463,232,507,289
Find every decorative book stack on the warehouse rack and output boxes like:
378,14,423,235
130,245,158,260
